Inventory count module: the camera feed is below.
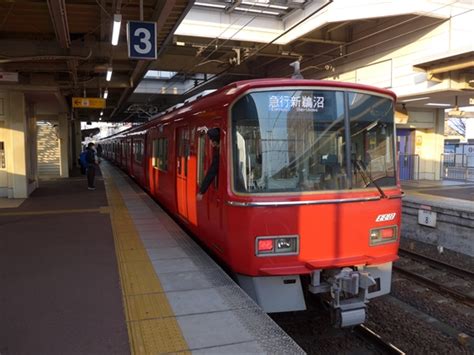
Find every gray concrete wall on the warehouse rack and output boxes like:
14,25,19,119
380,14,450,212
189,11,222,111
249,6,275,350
401,197,474,257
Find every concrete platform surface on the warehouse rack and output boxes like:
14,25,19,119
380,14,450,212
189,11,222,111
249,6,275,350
0,171,129,354
101,162,305,354
402,180,474,212
0,163,305,354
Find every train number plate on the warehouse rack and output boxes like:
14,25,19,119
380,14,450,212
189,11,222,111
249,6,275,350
418,209,437,227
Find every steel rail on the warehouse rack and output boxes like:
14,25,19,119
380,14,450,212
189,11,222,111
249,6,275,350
354,324,406,355
393,265,474,308
398,248,474,280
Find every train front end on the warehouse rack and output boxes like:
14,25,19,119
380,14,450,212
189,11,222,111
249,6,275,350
227,83,401,327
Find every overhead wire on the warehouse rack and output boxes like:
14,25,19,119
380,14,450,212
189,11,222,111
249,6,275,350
297,0,463,75
143,0,466,117
157,2,265,95
174,0,334,98
158,0,317,103
188,0,464,84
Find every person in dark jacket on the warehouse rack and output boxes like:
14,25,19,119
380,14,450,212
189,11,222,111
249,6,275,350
197,128,220,201
85,142,98,190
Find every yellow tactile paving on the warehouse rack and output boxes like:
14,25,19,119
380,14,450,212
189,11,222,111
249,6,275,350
102,166,189,354
120,261,164,295
120,249,151,263
126,293,175,321
129,319,191,354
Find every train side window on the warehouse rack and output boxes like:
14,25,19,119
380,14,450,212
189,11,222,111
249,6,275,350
162,139,168,171
134,139,144,163
197,134,206,185
152,138,168,171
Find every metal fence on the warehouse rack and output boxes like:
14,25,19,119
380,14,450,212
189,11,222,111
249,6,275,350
399,154,419,181
441,153,474,181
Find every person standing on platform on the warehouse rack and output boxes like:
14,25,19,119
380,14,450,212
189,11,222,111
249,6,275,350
85,142,99,190
197,128,220,201
96,143,103,158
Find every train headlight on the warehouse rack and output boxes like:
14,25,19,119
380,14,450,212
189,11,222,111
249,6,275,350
369,226,398,246
255,235,299,256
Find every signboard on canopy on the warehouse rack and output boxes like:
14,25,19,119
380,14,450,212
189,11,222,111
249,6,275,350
72,97,106,109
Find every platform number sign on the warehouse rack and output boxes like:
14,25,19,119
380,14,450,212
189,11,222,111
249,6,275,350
127,21,157,60
418,209,437,228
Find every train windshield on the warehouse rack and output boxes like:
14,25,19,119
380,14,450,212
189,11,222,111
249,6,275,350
231,89,396,193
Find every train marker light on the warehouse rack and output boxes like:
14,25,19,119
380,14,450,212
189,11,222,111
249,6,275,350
369,226,398,246
258,239,274,253
380,228,394,239
256,235,299,256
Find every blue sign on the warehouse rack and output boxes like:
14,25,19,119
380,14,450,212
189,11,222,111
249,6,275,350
127,21,157,60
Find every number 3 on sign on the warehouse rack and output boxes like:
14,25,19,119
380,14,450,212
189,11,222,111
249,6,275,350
127,21,157,60
134,28,152,54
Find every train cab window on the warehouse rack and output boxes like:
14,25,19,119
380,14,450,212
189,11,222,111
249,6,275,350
231,90,396,194
133,140,144,163
231,90,347,193
152,138,168,171
348,93,396,188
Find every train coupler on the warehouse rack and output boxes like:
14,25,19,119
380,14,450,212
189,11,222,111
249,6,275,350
309,268,377,327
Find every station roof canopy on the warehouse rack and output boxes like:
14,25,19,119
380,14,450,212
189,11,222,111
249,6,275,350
0,0,457,122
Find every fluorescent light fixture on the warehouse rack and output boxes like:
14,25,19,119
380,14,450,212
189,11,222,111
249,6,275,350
366,121,379,131
400,96,430,103
194,2,226,8
426,103,451,107
241,1,288,9
111,14,122,46
103,89,108,99
235,6,280,15
106,67,112,82
176,41,185,46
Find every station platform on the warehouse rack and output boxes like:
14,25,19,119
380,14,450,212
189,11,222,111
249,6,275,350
400,179,473,257
0,162,304,354
401,179,474,212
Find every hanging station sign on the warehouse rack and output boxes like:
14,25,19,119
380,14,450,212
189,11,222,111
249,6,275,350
0,72,19,82
72,97,106,109
127,21,157,60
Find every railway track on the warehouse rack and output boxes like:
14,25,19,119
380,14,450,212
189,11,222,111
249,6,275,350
395,249,474,307
354,324,405,354
398,248,474,280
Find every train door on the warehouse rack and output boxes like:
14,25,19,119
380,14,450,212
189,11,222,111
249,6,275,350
397,129,415,180
196,124,223,251
145,134,151,191
176,127,190,220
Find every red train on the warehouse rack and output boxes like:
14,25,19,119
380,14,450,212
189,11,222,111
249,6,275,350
101,79,402,327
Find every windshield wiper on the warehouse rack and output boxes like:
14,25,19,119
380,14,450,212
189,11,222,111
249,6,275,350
353,160,387,199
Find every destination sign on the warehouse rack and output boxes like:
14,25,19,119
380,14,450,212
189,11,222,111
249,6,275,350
268,94,325,112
